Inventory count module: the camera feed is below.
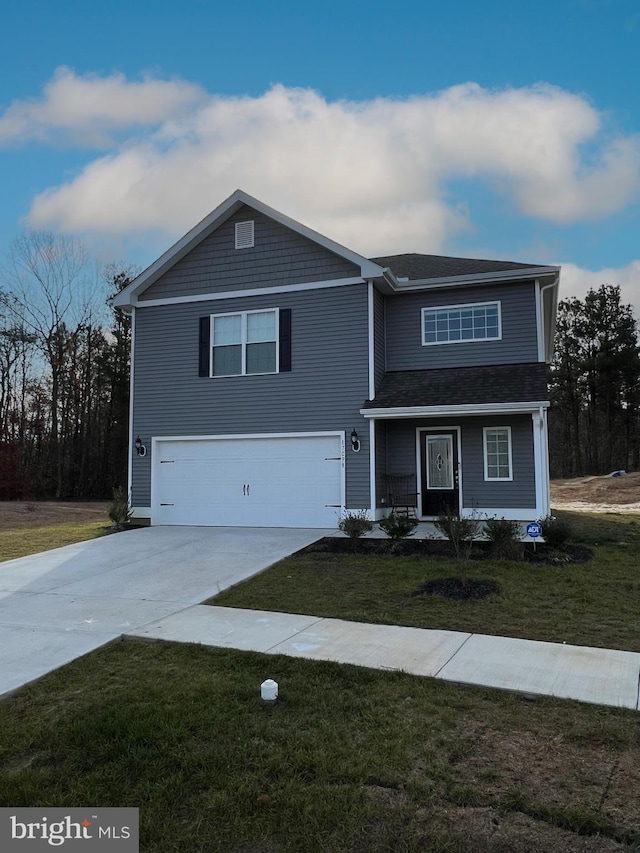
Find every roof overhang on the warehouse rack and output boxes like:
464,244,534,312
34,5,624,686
361,401,550,419
372,265,560,295
112,189,385,309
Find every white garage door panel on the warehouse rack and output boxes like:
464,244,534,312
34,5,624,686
153,435,343,528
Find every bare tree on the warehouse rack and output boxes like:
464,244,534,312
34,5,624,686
0,233,100,496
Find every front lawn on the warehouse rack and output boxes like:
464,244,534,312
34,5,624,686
0,521,109,562
1,639,639,852
209,511,640,652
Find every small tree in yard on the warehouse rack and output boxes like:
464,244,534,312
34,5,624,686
434,507,482,575
108,486,132,530
338,510,373,549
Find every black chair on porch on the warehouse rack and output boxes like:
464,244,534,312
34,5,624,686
383,473,418,518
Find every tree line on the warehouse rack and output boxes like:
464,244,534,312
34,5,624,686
0,233,133,500
1,232,638,499
548,284,640,478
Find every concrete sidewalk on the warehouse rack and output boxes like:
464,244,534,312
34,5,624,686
0,526,331,698
128,605,640,711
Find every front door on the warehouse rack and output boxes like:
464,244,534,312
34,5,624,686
420,431,460,516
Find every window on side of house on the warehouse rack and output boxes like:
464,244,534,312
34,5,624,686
483,426,513,481
422,301,501,345
211,309,278,376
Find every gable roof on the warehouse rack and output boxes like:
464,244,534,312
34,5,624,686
112,189,385,308
112,190,560,309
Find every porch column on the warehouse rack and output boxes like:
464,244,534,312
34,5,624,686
369,418,377,518
532,409,550,518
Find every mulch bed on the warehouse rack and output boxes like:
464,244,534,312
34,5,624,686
304,537,594,565
412,577,502,600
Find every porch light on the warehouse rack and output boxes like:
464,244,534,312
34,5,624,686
134,436,147,457
350,429,361,453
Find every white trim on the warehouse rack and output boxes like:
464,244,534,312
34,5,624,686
535,279,545,362
361,401,550,419
367,282,375,400
532,409,551,517
421,300,502,346
127,307,136,502
112,189,383,307
131,506,151,519
129,276,366,309
415,425,462,518
369,418,376,516
483,426,514,482
209,307,279,377
150,431,346,525
540,275,560,363
383,266,560,291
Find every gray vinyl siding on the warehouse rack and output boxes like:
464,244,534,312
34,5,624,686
383,415,536,510
132,284,371,509
385,282,539,370
140,205,361,301
373,288,386,389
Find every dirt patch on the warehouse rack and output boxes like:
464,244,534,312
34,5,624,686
551,474,640,514
429,806,626,852
412,577,502,600
447,721,640,837
0,501,109,531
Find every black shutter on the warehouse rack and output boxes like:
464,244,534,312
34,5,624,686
279,309,292,372
198,317,210,377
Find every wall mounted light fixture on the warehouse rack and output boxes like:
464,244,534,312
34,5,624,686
134,436,147,457
350,429,361,453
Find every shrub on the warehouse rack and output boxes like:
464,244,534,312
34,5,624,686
434,507,482,564
538,514,573,549
484,516,523,560
378,512,419,542
338,510,373,548
108,486,132,530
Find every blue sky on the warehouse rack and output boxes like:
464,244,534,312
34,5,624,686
1,0,639,307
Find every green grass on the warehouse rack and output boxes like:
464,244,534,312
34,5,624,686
2,639,639,852
0,521,108,562
210,511,640,652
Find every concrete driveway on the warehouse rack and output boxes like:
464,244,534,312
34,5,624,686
0,526,327,698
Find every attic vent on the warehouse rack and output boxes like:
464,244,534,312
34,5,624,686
235,220,254,249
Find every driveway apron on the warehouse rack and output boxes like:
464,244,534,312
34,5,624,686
0,526,327,697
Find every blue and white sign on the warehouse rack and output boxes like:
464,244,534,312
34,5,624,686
526,522,542,539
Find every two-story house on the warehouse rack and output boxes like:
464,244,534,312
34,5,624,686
113,190,559,528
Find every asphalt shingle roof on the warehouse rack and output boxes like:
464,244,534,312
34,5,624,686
363,363,549,409
370,253,547,281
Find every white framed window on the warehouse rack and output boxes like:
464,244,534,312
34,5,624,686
235,220,254,249
422,301,501,345
483,426,513,481
210,308,278,376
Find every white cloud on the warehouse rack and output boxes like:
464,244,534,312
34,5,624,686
6,74,639,256
0,66,206,146
558,261,640,319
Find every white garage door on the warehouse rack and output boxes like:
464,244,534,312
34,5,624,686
152,434,344,528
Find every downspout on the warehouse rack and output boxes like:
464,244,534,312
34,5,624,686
127,306,136,511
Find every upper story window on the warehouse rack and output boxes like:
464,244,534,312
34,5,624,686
211,309,277,376
421,301,501,346
235,220,254,249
